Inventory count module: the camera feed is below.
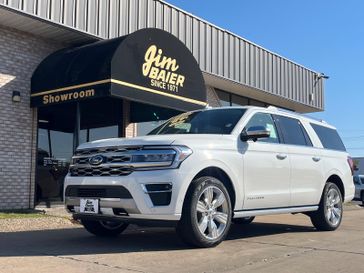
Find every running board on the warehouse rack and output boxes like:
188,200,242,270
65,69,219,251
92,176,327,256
234,205,318,218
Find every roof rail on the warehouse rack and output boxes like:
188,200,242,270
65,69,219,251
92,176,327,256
267,106,329,125
267,106,278,111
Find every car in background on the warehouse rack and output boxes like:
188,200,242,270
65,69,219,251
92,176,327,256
353,175,364,205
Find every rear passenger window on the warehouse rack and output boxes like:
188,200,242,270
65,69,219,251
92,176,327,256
310,123,346,151
275,115,312,146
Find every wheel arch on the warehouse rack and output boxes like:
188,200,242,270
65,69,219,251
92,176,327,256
190,166,236,210
327,174,345,199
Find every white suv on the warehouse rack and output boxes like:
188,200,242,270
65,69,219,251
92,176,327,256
64,106,355,247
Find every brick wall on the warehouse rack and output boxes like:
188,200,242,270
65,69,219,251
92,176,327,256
206,86,221,107
0,26,62,209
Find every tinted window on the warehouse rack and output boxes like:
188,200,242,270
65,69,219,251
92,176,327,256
275,116,312,146
148,109,246,135
310,123,346,151
244,113,279,143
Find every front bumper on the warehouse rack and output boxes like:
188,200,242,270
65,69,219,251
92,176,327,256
64,168,186,222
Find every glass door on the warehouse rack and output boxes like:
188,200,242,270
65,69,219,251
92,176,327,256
36,103,76,205
36,98,123,205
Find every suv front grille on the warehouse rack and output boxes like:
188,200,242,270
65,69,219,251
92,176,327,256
73,155,132,165
69,145,176,177
70,146,141,177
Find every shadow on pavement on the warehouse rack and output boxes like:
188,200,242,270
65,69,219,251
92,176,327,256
227,221,314,241
0,220,316,257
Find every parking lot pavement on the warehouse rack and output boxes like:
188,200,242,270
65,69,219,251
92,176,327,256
0,204,363,273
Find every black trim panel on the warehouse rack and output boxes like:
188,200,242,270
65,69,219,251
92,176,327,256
65,185,132,199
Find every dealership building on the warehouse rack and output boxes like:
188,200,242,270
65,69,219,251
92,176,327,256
0,0,326,209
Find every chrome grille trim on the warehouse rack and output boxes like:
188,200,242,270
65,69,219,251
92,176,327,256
69,165,134,177
74,146,143,156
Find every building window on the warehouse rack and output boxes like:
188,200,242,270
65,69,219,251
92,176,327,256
215,89,265,107
231,95,249,106
249,99,266,107
216,90,231,106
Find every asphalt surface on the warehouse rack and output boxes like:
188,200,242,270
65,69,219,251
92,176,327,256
0,204,363,273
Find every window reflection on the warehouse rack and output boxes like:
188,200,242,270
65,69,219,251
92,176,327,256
80,126,119,143
137,121,166,136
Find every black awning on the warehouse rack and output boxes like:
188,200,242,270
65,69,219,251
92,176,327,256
31,28,207,112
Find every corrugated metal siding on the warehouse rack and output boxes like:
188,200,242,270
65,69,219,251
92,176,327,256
0,0,324,110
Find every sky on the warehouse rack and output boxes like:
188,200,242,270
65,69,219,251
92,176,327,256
167,0,364,157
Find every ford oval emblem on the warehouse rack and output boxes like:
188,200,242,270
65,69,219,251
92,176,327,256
89,155,104,166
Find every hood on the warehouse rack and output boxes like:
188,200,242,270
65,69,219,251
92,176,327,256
77,135,175,150
77,134,236,150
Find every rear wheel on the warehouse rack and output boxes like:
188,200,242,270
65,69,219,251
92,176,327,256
177,176,232,248
81,220,129,237
232,216,255,225
310,182,343,231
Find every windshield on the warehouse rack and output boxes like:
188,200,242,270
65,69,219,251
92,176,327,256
148,108,246,135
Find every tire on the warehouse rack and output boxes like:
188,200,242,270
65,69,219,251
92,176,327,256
232,216,255,225
361,192,364,206
310,182,343,231
176,176,232,248
81,220,129,237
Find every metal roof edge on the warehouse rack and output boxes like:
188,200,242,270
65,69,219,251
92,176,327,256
202,71,323,113
0,4,102,43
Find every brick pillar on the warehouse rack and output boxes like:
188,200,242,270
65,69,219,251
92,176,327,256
206,86,221,107
123,100,137,138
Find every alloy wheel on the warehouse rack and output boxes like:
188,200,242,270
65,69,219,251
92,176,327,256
325,188,342,226
196,185,229,240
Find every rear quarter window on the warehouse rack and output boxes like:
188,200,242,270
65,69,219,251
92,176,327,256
310,123,346,151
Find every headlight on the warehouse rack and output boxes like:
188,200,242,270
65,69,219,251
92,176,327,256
131,146,192,169
173,146,193,165
132,153,175,162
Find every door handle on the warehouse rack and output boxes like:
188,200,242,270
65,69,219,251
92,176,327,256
276,154,287,160
312,156,321,162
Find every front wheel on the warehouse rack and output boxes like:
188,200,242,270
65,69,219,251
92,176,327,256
177,176,232,248
310,182,343,231
81,220,129,237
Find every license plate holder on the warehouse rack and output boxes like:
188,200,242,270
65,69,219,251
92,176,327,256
80,199,99,214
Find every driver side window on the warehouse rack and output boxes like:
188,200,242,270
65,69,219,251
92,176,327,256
244,113,279,143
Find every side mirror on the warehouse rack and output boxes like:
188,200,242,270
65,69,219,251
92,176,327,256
240,126,271,142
